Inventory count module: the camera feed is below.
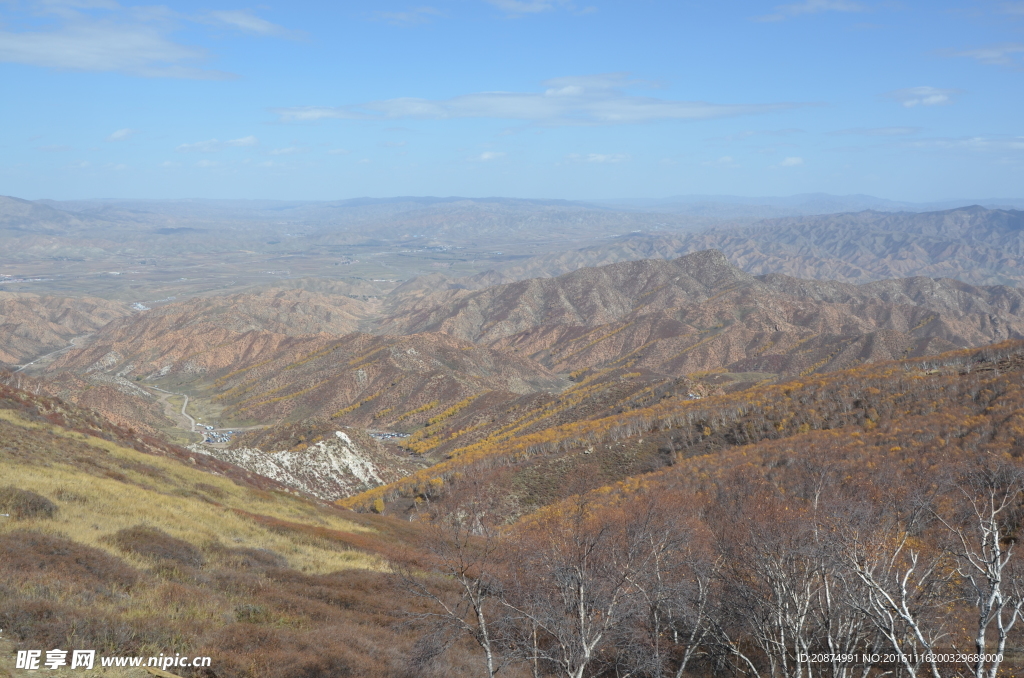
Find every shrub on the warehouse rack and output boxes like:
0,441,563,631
0,530,139,591
108,525,206,568
0,486,57,520
217,546,288,569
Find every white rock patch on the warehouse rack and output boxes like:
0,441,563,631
188,430,391,500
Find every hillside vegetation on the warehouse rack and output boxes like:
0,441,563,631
0,383,476,678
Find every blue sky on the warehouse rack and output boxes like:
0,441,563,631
1,0,1022,201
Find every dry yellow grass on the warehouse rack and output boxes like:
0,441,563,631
0,409,383,576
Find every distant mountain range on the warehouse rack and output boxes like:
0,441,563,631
591,192,1024,218
463,205,1024,287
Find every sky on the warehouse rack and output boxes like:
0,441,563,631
1,0,1023,202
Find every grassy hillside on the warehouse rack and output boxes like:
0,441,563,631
0,387,475,678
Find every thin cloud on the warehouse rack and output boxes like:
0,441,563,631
177,139,221,153
207,10,303,39
947,43,1024,68
567,152,628,163
488,0,558,13
0,11,233,79
703,156,740,167
831,126,921,136
476,151,505,161
38,144,72,152
176,136,258,152
754,0,865,22
774,156,804,167
883,86,960,107
901,136,1024,152
274,73,802,126
269,146,306,155
0,3,297,78
328,148,352,155
226,135,259,147
373,7,443,25
106,128,136,142
486,0,595,14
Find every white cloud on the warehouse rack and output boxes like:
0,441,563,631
176,136,258,152
755,0,864,21
476,151,505,161
703,156,739,167
777,156,804,167
274,73,800,126
208,10,301,38
831,126,921,136
883,86,960,107
901,136,1024,152
373,7,443,25
0,3,296,78
269,146,305,155
177,139,221,153
0,14,232,79
948,43,1024,68
159,160,180,167
567,152,628,163
328,148,351,155
488,0,557,13
106,128,136,142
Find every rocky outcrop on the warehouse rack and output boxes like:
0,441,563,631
189,430,413,500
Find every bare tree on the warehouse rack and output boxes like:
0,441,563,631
937,462,1024,678
398,499,510,678
844,496,954,678
607,507,714,678
501,497,662,678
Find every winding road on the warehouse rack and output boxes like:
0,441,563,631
13,334,91,373
147,385,198,433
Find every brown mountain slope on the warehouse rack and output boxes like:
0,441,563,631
47,287,371,376
207,331,565,429
47,319,564,437
0,292,130,367
378,250,1024,379
344,340,1024,520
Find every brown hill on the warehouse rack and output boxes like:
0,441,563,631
379,249,1024,379
344,339,1024,520
39,250,1024,445
0,292,129,367
207,331,565,429
47,312,565,438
